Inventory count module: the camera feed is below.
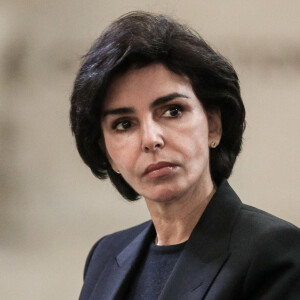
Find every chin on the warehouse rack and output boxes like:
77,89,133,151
143,186,186,203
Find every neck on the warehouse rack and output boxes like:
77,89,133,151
146,180,216,246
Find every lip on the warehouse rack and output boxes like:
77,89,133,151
143,161,178,178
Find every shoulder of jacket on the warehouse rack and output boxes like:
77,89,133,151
230,203,300,254
239,203,299,231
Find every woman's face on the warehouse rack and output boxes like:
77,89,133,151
101,64,221,203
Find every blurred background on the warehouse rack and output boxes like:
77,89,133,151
1,0,299,299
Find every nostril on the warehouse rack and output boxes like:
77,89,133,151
144,143,161,152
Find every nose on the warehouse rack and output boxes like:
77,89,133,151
141,118,165,152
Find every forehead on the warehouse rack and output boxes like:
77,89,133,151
104,63,193,109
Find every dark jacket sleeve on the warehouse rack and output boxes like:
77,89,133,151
241,226,300,299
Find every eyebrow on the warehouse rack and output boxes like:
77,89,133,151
102,92,189,117
150,92,189,108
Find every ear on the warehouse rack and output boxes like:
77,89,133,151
207,109,222,147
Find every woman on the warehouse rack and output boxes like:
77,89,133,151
70,12,300,300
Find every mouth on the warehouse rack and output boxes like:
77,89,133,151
143,161,179,178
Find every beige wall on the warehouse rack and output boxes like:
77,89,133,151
1,1,299,299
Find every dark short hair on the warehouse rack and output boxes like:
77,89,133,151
70,11,246,200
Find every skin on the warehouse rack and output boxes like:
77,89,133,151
101,63,222,245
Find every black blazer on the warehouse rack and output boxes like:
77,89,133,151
79,181,300,299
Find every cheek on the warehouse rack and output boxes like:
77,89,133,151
106,142,123,166
103,134,121,166
177,118,209,157
104,134,139,171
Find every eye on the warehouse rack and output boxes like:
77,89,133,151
113,120,132,131
162,105,184,118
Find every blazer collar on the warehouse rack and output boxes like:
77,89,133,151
159,180,242,299
90,180,242,300
90,221,155,300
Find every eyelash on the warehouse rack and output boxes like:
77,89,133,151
162,104,184,118
111,104,185,132
112,119,132,131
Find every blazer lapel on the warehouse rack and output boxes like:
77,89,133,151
159,244,231,300
89,222,154,300
159,180,241,300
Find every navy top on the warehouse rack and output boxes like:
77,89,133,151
125,240,186,299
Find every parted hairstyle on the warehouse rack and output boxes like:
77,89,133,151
70,11,246,201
